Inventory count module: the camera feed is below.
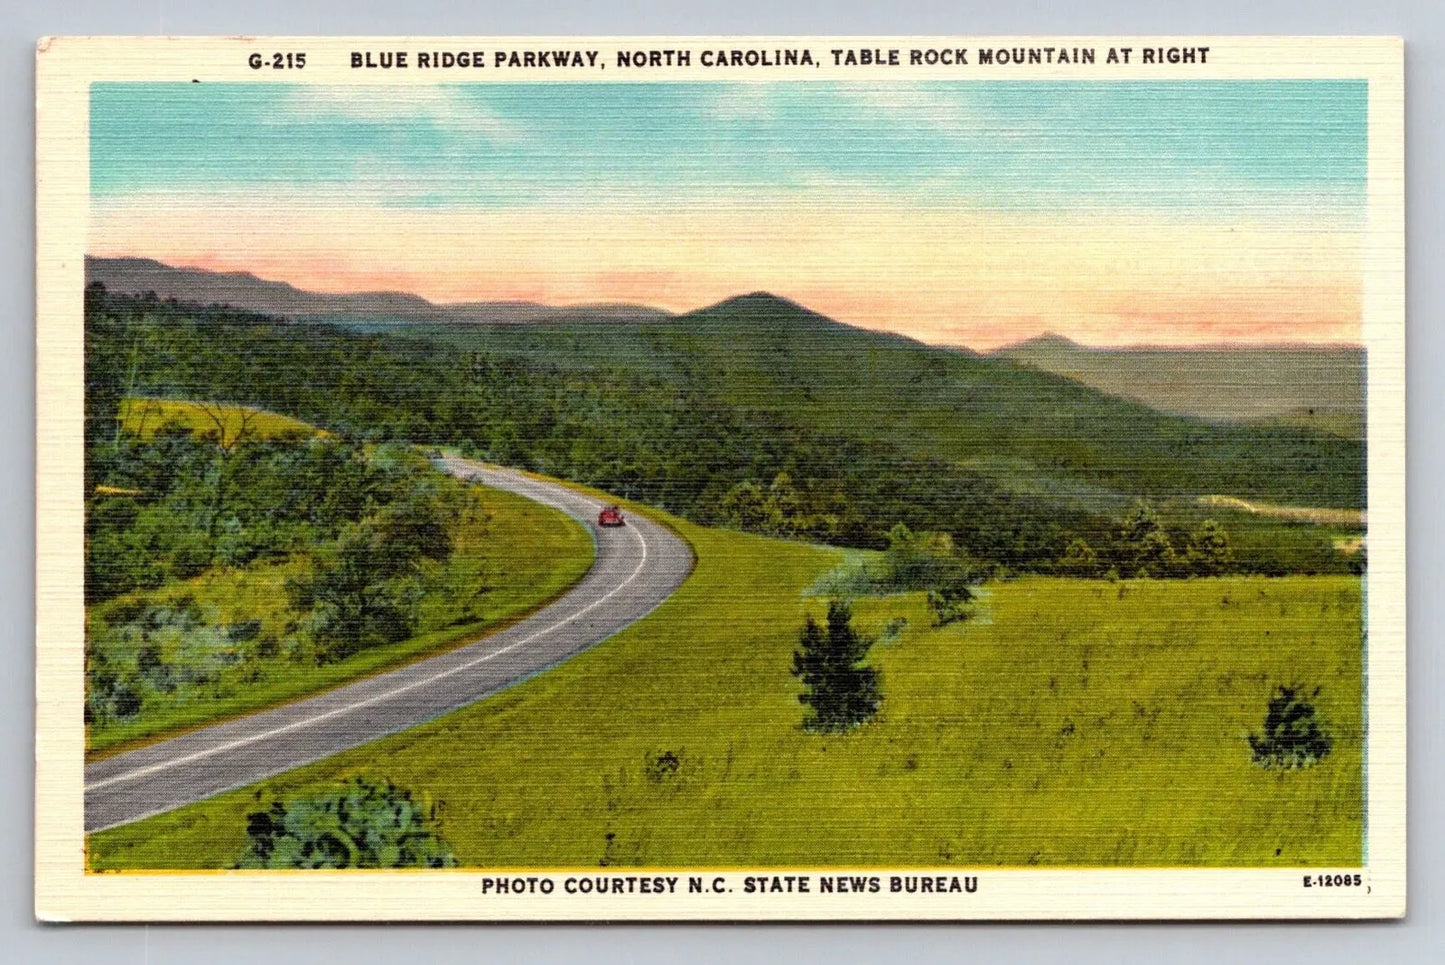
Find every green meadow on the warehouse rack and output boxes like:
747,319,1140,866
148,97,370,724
89,498,1363,870
118,397,326,443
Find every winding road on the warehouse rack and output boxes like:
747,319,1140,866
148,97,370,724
84,457,695,833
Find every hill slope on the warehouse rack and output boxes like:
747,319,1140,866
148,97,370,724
345,292,1364,512
88,504,1363,869
86,285,1363,574
993,333,1365,439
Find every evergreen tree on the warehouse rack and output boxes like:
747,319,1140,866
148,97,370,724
791,600,881,732
1186,518,1232,576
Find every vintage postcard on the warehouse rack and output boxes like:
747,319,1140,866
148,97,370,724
35,36,1404,920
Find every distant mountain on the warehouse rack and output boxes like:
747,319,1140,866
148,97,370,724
82,257,1368,520
998,332,1086,355
86,256,446,320
85,257,1364,508
84,256,673,326
991,332,1365,438
360,287,1363,513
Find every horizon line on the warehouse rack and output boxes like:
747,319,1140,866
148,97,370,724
84,253,1366,353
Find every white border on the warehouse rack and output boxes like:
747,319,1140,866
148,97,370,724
35,35,1405,921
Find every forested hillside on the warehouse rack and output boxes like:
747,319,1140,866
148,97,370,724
336,292,1365,510
86,285,1361,575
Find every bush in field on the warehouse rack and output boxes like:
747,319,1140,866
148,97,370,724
237,778,456,869
84,597,250,725
882,523,968,591
926,583,975,627
1249,684,1332,769
792,599,880,733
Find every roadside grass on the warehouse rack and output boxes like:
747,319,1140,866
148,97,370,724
88,498,1362,869
85,481,595,757
118,397,326,442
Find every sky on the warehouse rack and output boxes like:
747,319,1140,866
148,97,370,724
88,81,1368,348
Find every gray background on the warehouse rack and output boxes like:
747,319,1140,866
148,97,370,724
4,0,1440,961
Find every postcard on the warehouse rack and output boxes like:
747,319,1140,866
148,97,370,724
35,35,1405,920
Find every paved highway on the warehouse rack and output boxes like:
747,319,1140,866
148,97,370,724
84,458,695,832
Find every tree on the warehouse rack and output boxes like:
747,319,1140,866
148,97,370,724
1057,537,1100,577
718,479,783,534
293,521,423,662
791,600,881,732
1185,519,1232,576
883,523,968,591
189,401,262,559
375,492,454,565
926,582,975,627
767,471,801,535
1134,528,1178,578
190,400,260,454
1113,500,1178,577
1117,500,1161,545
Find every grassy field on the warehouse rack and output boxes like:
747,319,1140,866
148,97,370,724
88,488,1363,870
118,397,325,442
86,476,596,757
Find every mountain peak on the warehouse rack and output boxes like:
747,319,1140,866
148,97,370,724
1017,332,1086,351
993,332,1088,355
688,291,842,326
707,291,807,312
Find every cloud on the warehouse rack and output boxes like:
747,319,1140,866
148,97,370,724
705,84,778,122
278,86,524,142
828,83,981,137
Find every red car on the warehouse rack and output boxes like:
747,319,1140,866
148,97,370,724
597,505,626,527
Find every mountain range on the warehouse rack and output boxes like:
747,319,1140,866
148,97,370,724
992,333,1364,438
87,255,1365,439
85,256,674,326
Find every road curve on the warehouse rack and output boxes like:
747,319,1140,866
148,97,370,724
84,458,695,833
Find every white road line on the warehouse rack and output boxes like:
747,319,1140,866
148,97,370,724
85,468,650,793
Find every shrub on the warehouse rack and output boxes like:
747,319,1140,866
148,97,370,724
644,748,684,783
237,777,456,869
926,583,975,627
878,616,909,645
1249,684,1332,769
